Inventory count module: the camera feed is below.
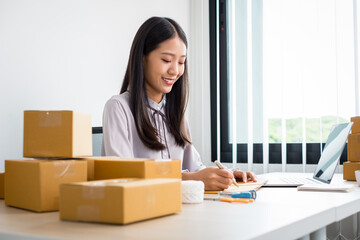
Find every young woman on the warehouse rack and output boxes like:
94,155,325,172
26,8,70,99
101,17,256,190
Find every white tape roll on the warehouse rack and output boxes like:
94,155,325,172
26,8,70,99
181,180,204,204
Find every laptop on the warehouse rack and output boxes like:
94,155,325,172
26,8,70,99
262,122,353,187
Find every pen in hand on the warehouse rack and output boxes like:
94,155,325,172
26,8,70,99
214,160,240,188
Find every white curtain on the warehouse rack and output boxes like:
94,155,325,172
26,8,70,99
224,0,359,173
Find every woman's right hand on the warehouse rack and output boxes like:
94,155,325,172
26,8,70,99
183,167,234,191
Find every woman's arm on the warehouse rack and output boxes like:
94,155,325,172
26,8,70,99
182,167,234,191
182,168,257,190
181,121,234,190
102,98,133,158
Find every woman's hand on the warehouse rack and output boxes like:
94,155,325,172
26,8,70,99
233,170,257,183
182,167,234,191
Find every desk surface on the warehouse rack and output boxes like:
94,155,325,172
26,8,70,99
1,174,360,240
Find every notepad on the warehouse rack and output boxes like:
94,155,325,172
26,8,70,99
204,179,268,194
297,184,355,192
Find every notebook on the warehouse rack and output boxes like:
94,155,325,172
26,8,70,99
262,122,353,187
204,179,268,194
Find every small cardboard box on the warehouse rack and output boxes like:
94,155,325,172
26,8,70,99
59,178,181,224
0,172,4,199
23,110,92,158
343,161,360,180
347,134,360,161
351,117,360,134
5,160,87,212
93,158,181,180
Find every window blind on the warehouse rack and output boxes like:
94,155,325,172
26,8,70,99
211,0,359,173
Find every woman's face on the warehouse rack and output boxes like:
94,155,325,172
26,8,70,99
143,36,186,103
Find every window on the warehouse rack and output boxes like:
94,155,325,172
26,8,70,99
210,0,359,171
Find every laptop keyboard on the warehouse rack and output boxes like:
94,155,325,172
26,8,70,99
280,177,322,184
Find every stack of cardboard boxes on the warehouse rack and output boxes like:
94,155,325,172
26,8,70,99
343,117,360,180
5,111,91,212
2,110,181,224
61,157,182,224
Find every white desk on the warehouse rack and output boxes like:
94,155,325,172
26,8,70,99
0,174,359,240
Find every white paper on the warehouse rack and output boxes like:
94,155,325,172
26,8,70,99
297,184,355,192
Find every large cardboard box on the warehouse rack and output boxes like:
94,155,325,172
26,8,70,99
5,160,87,212
347,134,360,162
351,117,360,134
0,172,4,199
23,110,92,158
93,158,181,180
59,178,181,224
343,161,360,180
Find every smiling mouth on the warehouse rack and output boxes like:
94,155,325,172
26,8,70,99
162,77,175,85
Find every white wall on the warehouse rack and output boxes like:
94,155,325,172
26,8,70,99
0,0,212,171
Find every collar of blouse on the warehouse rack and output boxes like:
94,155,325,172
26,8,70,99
146,95,171,158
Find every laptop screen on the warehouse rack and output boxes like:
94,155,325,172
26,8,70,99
313,122,353,183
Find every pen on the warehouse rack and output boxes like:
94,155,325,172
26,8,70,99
214,160,240,188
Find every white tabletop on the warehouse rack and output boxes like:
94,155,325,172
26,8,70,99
1,174,359,240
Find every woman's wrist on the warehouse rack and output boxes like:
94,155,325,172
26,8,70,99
182,171,198,181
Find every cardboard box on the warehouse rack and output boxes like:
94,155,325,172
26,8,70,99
23,110,92,158
343,161,360,180
347,134,360,161
93,158,181,180
80,157,118,181
5,160,87,212
0,172,4,199
351,117,360,134
59,178,181,224
85,158,95,181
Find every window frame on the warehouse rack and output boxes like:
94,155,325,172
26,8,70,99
209,0,348,165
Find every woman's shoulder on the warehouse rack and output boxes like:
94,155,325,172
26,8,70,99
106,92,130,106
105,92,131,112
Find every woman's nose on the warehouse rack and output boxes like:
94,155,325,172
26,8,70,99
168,62,179,75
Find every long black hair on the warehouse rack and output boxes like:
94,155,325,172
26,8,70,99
120,17,191,150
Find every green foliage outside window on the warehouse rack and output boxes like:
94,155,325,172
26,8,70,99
268,116,348,143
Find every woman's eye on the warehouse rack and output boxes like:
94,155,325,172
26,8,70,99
179,62,185,65
162,59,171,63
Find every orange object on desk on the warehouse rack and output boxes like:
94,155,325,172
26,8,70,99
220,198,254,203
